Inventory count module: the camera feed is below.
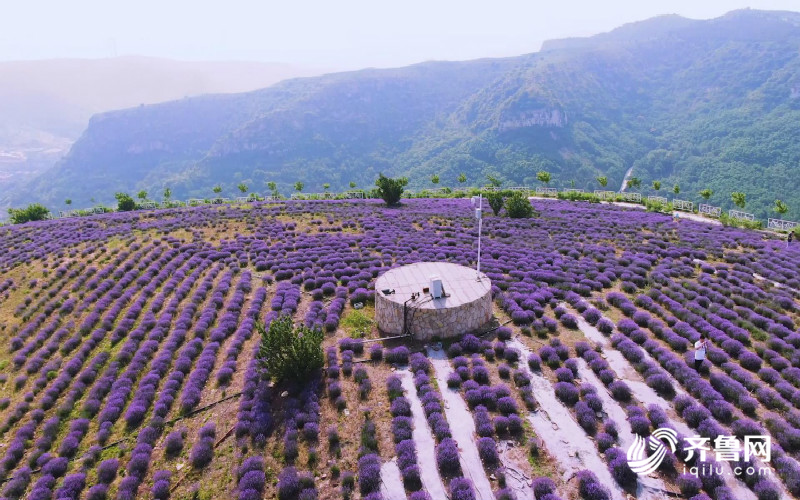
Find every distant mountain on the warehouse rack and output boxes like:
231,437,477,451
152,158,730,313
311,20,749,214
0,56,327,205
14,10,800,220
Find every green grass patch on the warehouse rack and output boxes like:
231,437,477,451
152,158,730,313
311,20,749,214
340,307,374,338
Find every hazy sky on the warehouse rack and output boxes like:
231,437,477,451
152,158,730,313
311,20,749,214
4,0,800,69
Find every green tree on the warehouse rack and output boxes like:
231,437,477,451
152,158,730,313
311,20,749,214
699,189,713,201
8,203,50,224
486,174,502,188
212,185,222,195
237,182,249,194
294,181,304,193
536,170,551,186
375,173,408,206
626,177,641,190
506,193,534,218
774,199,789,216
267,181,278,197
673,184,680,195
65,199,72,207
431,174,440,185
258,316,324,383
322,183,330,192
596,176,608,188
652,181,661,191
731,192,746,209
137,190,148,201
486,192,504,216
163,187,171,201
115,192,136,212
458,173,467,184
349,181,357,189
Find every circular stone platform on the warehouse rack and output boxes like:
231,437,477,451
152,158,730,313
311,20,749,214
374,262,492,341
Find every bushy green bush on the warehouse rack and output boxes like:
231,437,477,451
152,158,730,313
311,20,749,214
557,191,600,203
375,173,408,206
115,192,136,212
644,199,672,213
486,192,504,216
8,203,50,224
258,316,324,382
719,213,763,230
506,193,535,218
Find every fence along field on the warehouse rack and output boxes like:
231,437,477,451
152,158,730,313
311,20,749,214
0,197,798,500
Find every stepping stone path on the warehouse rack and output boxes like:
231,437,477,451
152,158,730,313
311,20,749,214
398,369,449,500
506,338,626,499
428,348,495,500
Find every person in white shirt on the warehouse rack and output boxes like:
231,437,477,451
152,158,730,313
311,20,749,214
694,334,708,370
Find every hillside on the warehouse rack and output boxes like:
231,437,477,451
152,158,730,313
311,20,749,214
13,9,800,219
0,56,326,205
0,198,798,500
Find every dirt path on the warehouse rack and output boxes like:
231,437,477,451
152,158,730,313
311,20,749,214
399,369,449,500
428,348,495,500
506,338,626,498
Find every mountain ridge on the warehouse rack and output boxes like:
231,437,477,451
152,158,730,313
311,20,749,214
11,9,800,220
0,56,328,209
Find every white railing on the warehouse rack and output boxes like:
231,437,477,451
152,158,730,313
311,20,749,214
622,192,642,202
729,210,755,221
343,191,366,199
648,196,668,204
768,218,798,231
698,204,721,218
562,188,585,194
535,187,558,197
188,198,204,206
594,190,616,200
210,197,229,205
673,199,694,212
507,186,530,193
89,207,105,214
140,202,158,209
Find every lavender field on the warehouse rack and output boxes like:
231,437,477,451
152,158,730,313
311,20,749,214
0,198,798,500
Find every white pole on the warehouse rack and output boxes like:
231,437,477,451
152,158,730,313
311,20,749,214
477,194,482,276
